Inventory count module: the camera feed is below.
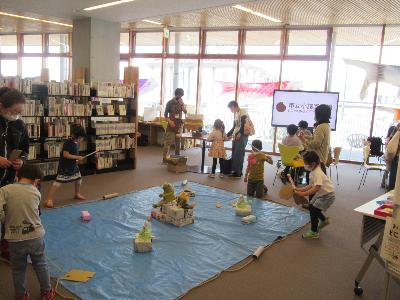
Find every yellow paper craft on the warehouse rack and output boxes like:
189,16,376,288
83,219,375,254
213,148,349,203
62,269,96,283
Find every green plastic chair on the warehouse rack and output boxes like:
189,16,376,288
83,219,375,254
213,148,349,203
273,144,302,185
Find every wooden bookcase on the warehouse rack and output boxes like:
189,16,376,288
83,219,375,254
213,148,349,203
3,72,139,180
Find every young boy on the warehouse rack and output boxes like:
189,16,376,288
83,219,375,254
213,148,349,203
297,120,313,138
0,164,55,300
282,124,303,147
244,140,273,198
294,151,335,240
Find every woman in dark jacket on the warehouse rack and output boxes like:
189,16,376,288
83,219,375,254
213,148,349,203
0,87,29,261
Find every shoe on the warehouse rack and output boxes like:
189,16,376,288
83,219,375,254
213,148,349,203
302,230,320,240
41,289,56,300
219,173,224,178
264,185,268,194
229,173,241,179
16,291,30,300
280,172,288,184
318,218,330,230
208,174,215,178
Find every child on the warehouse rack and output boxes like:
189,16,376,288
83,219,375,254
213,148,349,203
282,124,303,147
244,140,273,198
297,120,312,138
207,119,227,178
0,164,55,300
46,124,86,208
294,151,335,240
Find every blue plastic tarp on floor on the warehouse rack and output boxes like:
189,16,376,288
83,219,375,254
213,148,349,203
41,182,309,300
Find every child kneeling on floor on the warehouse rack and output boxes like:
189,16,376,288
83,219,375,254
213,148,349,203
294,151,335,240
244,140,273,198
0,164,55,300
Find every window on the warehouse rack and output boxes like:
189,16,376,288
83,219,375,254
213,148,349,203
165,59,198,110
244,31,281,55
199,60,237,132
239,60,281,152
22,57,42,78
48,57,69,82
205,31,238,55
135,32,163,54
120,32,129,54
48,34,69,53
131,58,162,115
287,29,328,56
23,35,43,53
1,60,18,76
119,60,129,81
329,27,382,161
0,35,17,53
168,32,199,54
281,60,327,91
373,26,400,138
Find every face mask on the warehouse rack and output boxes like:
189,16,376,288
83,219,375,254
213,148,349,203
2,113,20,121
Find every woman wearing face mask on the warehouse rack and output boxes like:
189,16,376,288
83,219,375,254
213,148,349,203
0,87,29,261
299,104,332,175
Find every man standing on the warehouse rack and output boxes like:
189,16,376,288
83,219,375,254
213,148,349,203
227,101,248,178
163,88,187,162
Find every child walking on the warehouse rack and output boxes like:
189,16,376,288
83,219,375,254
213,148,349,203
244,140,273,198
207,119,227,178
0,164,55,300
294,151,335,240
46,124,86,208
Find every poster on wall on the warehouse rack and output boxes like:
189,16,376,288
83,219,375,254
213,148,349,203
271,90,339,130
381,217,400,273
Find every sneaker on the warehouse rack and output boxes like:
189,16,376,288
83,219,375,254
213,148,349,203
41,289,56,300
318,218,330,230
219,173,224,178
208,174,215,178
302,230,319,240
229,173,241,179
16,291,30,300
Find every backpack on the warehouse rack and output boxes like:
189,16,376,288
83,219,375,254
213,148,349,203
367,137,383,157
244,118,255,136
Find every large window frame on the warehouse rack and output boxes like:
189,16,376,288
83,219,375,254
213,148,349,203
0,32,72,80
121,25,392,161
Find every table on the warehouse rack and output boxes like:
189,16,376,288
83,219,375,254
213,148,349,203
138,121,164,146
177,132,210,174
353,191,398,296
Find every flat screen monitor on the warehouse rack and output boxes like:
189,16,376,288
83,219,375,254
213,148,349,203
272,90,339,130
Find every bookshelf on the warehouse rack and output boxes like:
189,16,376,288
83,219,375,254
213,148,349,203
1,73,139,180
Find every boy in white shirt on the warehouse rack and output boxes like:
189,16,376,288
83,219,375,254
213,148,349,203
294,151,335,239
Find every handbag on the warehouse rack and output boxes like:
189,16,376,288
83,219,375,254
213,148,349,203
243,118,255,136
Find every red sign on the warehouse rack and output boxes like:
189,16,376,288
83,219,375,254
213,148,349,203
220,81,289,96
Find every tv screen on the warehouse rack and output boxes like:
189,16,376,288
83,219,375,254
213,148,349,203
272,90,339,130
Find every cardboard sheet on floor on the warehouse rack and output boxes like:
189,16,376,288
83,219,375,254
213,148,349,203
41,182,309,300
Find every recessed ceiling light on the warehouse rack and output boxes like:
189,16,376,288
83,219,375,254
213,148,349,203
0,11,72,27
233,5,281,23
83,0,135,11
142,19,163,25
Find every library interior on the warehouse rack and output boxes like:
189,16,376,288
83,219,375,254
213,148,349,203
1,0,400,299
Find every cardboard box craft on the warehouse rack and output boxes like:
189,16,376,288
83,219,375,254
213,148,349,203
167,164,187,173
134,235,152,253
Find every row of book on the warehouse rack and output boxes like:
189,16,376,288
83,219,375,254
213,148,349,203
28,144,41,160
92,122,135,135
22,100,44,116
44,141,63,158
95,152,127,170
26,123,41,139
93,135,134,151
0,77,32,94
48,81,90,96
94,104,127,116
37,161,59,177
47,97,92,116
44,118,88,138
91,82,135,98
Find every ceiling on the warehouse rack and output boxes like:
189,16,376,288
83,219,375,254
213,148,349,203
0,0,399,33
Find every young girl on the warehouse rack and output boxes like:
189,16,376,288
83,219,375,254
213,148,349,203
207,119,227,178
46,124,86,208
294,151,335,240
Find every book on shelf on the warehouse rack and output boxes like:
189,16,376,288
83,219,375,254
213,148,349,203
25,123,41,139
28,143,41,160
91,82,135,98
47,97,92,116
44,141,63,158
117,105,127,116
22,100,44,116
0,77,32,94
92,135,133,151
95,105,104,116
92,122,135,135
48,81,90,97
37,161,59,177
106,105,115,116
95,152,127,170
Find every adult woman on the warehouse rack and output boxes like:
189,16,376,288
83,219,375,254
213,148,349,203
0,87,29,261
385,126,400,190
299,104,332,174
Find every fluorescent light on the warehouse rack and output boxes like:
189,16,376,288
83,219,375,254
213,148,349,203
142,19,163,25
0,11,72,27
233,5,281,23
83,0,135,11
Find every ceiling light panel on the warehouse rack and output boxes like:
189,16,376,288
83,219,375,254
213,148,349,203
83,0,135,11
